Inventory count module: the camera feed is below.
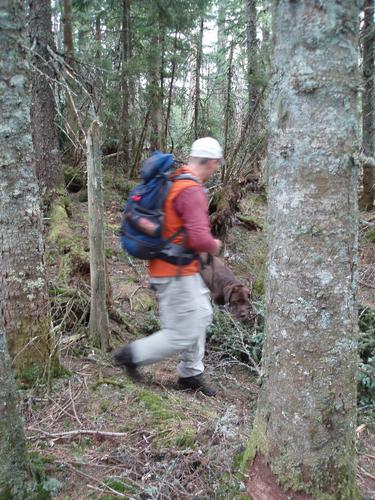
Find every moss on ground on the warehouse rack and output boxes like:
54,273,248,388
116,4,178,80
365,227,375,243
47,198,90,283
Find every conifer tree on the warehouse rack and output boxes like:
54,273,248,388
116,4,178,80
245,1,360,497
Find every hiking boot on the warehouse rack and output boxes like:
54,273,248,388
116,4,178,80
113,345,143,383
178,374,217,397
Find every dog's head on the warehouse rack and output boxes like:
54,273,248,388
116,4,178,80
223,283,252,321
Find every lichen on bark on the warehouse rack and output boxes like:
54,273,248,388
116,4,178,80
246,1,361,498
0,329,30,498
0,0,58,376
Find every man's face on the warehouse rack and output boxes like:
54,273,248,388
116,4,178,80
203,159,222,181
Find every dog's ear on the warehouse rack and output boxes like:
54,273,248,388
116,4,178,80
223,284,236,304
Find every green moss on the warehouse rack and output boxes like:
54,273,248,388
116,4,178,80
17,363,45,388
136,389,175,421
214,450,250,499
271,462,361,500
104,222,120,233
132,290,156,312
92,376,134,392
253,270,265,297
103,477,138,496
365,227,375,243
105,247,115,258
8,316,59,379
240,416,268,473
78,189,88,203
240,418,360,499
47,197,90,282
174,429,197,449
47,203,72,254
64,166,85,193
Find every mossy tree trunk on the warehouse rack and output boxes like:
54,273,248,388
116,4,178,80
0,327,30,498
0,0,58,376
87,119,109,351
245,1,360,498
359,0,374,211
29,0,63,201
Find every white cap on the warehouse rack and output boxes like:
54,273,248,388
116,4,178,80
190,137,223,159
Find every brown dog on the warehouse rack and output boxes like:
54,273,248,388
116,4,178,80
199,255,252,321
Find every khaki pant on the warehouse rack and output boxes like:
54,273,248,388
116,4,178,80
130,274,213,378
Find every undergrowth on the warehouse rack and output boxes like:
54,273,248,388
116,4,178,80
208,302,375,406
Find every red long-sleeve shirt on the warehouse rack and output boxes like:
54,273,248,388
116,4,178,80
173,186,217,254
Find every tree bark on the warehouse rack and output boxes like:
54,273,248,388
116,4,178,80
193,18,204,140
216,2,228,119
0,327,30,498
223,41,234,177
29,0,63,200
118,0,131,172
62,0,79,154
131,109,150,177
245,1,360,498
0,0,58,375
95,13,101,61
87,119,109,351
149,26,162,151
360,0,374,211
160,29,166,151
245,0,258,114
164,29,178,149
63,0,74,66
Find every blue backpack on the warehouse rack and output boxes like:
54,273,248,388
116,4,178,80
120,151,199,265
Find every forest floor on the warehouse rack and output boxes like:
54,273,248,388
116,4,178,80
21,172,375,499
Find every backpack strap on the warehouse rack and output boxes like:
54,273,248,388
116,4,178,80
171,173,201,184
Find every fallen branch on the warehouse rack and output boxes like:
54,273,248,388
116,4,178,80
359,280,375,290
236,213,263,231
358,466,375,482
26,427,128,440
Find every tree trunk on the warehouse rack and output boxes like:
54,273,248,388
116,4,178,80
0,0,58,376
95,13,101,61
131,109,150,177
160,29,166,151
245,2,360,498
245,0,258,114
360,0,374,211
193,18,204,140
87,119,109,351
62,0,79,155
164,29,178,149
149,27,161,151
0,327,30,498
216,3,227,111
63,0,74,66
118,0,131,172
223,41,234,178
29,0,63,200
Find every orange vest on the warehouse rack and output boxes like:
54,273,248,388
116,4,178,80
149,167,201,277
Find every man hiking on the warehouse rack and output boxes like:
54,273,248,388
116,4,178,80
114,137,223,396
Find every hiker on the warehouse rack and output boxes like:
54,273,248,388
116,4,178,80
114,137,223,396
